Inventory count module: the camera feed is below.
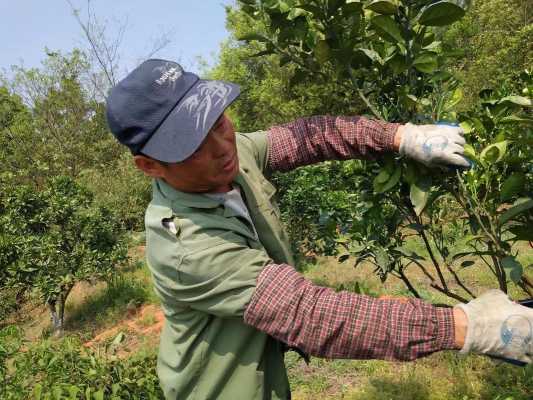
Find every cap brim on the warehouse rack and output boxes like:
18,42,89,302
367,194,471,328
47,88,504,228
140,79,240,163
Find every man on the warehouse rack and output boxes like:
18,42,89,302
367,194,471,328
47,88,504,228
106,59,533,400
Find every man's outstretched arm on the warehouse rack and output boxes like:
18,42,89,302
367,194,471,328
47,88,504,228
267,116,400,173
245,264,533,363
267,116,469,172
244,263,460,361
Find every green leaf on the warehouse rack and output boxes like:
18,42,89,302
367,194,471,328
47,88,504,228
387,54,407,73
499,95,532,107
499,197,533,225
278,1,290,13
452,250,495,261
67,386,80,400
53,386,63,400
410,176,432,216
112,331,125,346
374,167,401,193
33,384,43,400
446,87,463,108
93,389,104,400
413,53,438,73
288,8,308,20
419,1,466,27
501,173,526,201
374,169,390,184
357,48,384,64
295,4,324,17
349,242,367,253
403,161,417,184
480,141,508,165
499,115,533,125
393,246,425,260
459,121,473,134
509,225,533,242
461,260,475,268
502,256,523,283
405,222,424,232
370,15,403,44
422,40,442,53
314,40,331,64
463,144,476,160
366,0,398,15
343,0,364,14
236,33,270,42
250,50,275,58
374,247,393,273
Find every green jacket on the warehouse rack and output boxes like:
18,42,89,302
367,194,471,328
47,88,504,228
145,131,295,399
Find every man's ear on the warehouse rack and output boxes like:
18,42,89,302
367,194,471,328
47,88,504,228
133,155,166,178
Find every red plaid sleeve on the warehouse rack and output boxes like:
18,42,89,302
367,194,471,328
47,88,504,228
267,116,400,172
244,264,457,361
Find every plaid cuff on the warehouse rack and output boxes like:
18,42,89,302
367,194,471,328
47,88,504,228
267,116,400,172
244,264,456,361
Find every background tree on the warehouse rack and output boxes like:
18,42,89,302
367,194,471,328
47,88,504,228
444,0,532,108
0,176,127,334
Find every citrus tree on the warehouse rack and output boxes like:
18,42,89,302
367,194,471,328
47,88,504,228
237,0,532,301
0,177,127,333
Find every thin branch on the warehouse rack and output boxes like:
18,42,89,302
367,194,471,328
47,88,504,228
445,263,476,299
430,284,469,303
416,215,449,290
410,259,437,283
398,267,421,298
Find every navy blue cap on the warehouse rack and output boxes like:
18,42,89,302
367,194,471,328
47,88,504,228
106,59,240,162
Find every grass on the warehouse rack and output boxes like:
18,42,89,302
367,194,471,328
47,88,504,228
288,351,533,400
64,258,158,338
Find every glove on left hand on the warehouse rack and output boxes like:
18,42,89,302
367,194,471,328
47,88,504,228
456,290,533,364
399,123,471,168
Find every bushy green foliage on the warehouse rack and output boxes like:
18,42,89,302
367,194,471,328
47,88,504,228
1,51,121,185
234,0,532,300
444,0,532,108
0,176,128,332
0,326,162,400
78,152,152,231
274,159,374,255
0,50,146,229
210,5,367,130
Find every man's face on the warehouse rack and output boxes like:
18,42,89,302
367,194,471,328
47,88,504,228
135,113,239,193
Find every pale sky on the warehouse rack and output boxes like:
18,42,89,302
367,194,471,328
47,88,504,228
0,0,234,77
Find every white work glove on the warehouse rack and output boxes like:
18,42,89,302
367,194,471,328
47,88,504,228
399,123,471,168
456,290,533,364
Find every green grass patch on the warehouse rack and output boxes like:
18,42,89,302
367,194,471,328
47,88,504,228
65,262,158,335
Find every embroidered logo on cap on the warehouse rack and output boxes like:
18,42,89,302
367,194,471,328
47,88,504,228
153,63,183,88
176,81,233,130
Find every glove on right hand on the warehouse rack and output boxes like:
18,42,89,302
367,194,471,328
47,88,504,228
399,123,471,168
456,290,533,364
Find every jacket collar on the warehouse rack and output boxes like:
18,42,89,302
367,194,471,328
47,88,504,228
154,171,249,210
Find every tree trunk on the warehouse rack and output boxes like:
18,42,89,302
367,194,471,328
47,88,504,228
48,300,63,336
